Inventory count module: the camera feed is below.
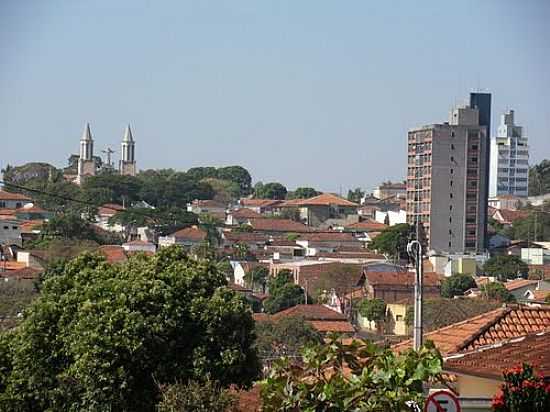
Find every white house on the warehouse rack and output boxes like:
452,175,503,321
0,219,22,246
122,240,156,254
0,191,32,209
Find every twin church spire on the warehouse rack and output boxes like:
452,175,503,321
76,123,137,184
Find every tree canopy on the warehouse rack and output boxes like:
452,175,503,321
480,282,516,303
261,337,444,411
441,273,477,298
529,159,550,196
483,255,529,281
0,246,260,411
263,270,305,314
287,187,321,200
347,187,364,204
253,182,288,200
367,223,411,259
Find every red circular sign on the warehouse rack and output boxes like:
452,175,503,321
424,390,461,412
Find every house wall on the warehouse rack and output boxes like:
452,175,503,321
386,303,408,335
0,200,30,209
0,220,22,246
455,375,500,400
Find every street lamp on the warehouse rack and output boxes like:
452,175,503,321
407,240,423,350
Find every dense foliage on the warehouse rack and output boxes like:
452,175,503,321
245,266,269,293
528,159,550,196
483,255,529,281
0,246,260,411
254,316,322,360
253,182,287,200
492,363,550,412
359,298,386,322
261,336,443,411
368,223,411,259
263,270,305,314
480,282,516,303
287,187,321,199
347,187,364,204
157,379,236,412
441,273,477,298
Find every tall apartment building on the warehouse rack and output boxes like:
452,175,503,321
489,110,529,197
406,99,490,254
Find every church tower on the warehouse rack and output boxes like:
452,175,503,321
119,124,136,176
76,122,97,184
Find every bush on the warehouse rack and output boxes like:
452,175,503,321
484,255,529,281
481,282,516,303
157,379,236,412
359,298,386,322
441,273,477,298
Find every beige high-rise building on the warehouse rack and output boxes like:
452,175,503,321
406,102,489,255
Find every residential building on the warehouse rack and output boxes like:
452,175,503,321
487,195,521,210
363,270,441,304
0,219,22,246
372,181,406,200
407,96,490,254
0,191,32,209
245,218,310,234
444,331,549,411
239,199,282,214
121,240,156,254
374,209,406,226
255,304,355,335
222,231,269,251
158,226,207,248
285,193,358,227
489,110,529,197
187,199,226,220
489,208,529,226
225,208,263,226
294,232,362,256
95,203,125,232
504,278,550,302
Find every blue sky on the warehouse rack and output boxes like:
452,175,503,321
1,0,549,192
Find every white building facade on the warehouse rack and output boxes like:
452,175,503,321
489,110,529,197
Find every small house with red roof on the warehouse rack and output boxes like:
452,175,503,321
279,193,358,227
158,225,208,248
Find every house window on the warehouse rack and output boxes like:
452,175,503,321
16,203,22,208
12,226,18,230
0,202,5,208
396,315,403,321
450,156,454,162
3,226,8,230
451,144,455,150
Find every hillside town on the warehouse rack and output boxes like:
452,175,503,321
1,89,550,411
2,2,550,411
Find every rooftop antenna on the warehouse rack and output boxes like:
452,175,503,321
101,147,116,167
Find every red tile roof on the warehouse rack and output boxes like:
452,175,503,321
309,320,355,333
98,203,125,216
0,190,32,201
240,199,283,208
223,231,269,242
97,245,128,263
394,305,550,355
296,232,357,242
191,199,226,208
532,290,550,301
123,240,155,246
444,331,550,380
229,208,264,219
294,193,358,207
247,218,310,233
344,220,387,232
171,226,207,242
366,271,441,287
493,208,530,224
19,220,44,233
504,278,538,291
0,267,43,280
271,304,347,321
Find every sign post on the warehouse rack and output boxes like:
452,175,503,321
424,390,461,412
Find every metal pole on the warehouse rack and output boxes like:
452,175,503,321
408,240,423,350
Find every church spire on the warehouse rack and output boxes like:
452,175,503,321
81,122,93,142
123,124,134,143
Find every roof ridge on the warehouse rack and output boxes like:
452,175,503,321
457,307,512,351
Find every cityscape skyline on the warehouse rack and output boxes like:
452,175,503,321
1,1,549,192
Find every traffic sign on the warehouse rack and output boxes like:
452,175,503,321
424,390,461,412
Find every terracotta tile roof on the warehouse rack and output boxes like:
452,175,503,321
19,220,44,233
277,198,305,207
297,232,357,242
493,208,530,224
444,331,550,380
98,203,125,216
344,220,387,232
532,290,550,301
240,199,283,208
271,304,347,321
97,245,128,263
0,267,43,280
247,218,310,233
294,193,358,207
252,313,270,322
223,231,269,242
309,320,355,333
0,209,17,218
123,240,155,246
171,226,207,242
229,208,264,219
366,271,441,287
504,278,538,291
0,190,32,201
2,262,27,271
228,283,252,292
394,305,550,355
191,199,226,208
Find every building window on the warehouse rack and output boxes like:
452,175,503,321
451,144,455,150
450,156,454,162
450,168,454,175
3,226,8,230
450,180,453,187
12,226,18,230
450,193,453,199
0,202,4,208
16,203,22,208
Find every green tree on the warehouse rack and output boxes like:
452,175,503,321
216,166,253,196
484,255,529,281
157,379,236,412
264,271,305,314
368,223,411,259
288,187,320,199
108,208,151,241
254,316,322,359
359,298,386,333
254,182,287,200
261,337,443,411
347,187,364,204
528,159,550,196
441,273,477,298
246,266,269,293
42,212,99,241
480,282,516,303
81,174,142,205
0,247,260,411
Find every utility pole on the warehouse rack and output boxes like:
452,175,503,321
407,239,423,350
